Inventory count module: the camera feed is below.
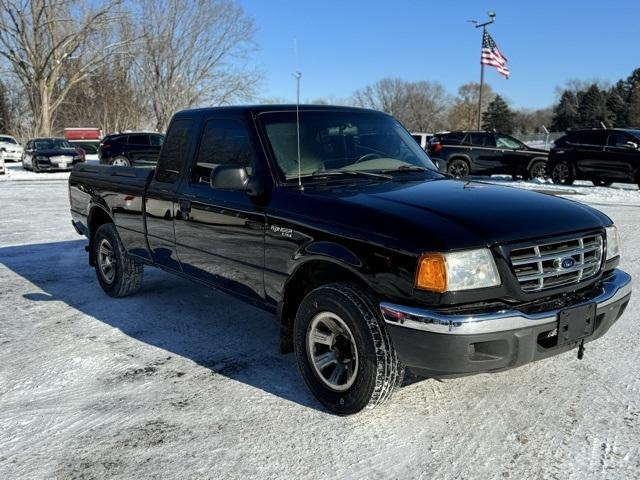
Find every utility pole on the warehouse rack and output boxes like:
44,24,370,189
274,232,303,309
471,11,496,130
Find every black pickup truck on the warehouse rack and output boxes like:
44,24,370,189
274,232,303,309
69,105,632,414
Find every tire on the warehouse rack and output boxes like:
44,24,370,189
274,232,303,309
447,158,470,179
294,282,404,414
111,156,131,167
550,161,575,185
92,223,143,297
592,179,613,187
527,160,547,181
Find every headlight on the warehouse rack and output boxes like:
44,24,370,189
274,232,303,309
605,225,620,260
416,248,501,292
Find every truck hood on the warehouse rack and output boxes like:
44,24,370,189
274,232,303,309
304,178,610,251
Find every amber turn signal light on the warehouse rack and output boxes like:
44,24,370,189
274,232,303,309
415,254,447,292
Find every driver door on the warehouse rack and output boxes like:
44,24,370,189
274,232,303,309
495,134,528,175
601,133,638,181
173,115,266,303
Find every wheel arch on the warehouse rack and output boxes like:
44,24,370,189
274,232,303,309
526,156,548,171
278,250,374,353
87,204,114,265
447,154,472,166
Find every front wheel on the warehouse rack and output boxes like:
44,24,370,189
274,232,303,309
294,283,404,414
447,159,470,179
551,161,575,185
528,160,547,181
92,223,143,297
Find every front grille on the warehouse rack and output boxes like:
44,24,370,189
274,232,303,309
510,234,603,292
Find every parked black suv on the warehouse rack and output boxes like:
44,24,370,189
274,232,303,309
429,131,548,180
99,132,165,167
548,128,640,187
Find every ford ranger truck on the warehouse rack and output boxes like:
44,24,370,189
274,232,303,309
68,105,632,415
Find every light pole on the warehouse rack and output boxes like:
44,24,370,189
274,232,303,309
471,11,496,131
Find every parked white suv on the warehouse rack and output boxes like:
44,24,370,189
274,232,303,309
0,135,24,162
410,132,434,150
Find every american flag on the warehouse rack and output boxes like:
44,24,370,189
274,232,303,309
481,31,510,79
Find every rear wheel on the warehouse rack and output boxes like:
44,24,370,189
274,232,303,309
111,156,131,167
447,158,470,179
551,161,574,185
528,160,547,181
294,282,404,414
92,223,143,297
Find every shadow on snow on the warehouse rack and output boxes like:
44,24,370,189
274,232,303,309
0,239,327,411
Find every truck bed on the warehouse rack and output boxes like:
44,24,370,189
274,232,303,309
69,164,155,262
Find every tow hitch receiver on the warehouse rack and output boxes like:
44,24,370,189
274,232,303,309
558,303,596,353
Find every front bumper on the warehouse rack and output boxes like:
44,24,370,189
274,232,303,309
35,158,81,171
381,269,632,377
2,151,22,161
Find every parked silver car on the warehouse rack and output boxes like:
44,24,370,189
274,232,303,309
0,135,24,162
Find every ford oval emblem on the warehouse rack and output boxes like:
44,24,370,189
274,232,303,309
560,257,576,269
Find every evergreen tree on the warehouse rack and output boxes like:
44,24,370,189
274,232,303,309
576,84,609,127
626,68,640,91
551,90,578,131
481,95,514,133
629,82,640,127
0,81,10,133
606,80,629,127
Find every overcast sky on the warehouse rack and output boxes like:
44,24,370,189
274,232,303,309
239,0,640,109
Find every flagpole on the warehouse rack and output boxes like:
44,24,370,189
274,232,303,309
477,27,485,131
473,12,496,131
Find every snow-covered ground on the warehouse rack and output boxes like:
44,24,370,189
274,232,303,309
1,163,639,479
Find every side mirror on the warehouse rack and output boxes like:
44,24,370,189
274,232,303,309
210,165,249,191
622,141,639,150
210,165,265,197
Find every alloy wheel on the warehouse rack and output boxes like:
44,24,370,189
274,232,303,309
552,163,570,184
530,162,547,180
448,160,469,178
306,311,359,392
98,239,117,284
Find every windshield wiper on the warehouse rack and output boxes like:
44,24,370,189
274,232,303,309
377,165,429,174
310,169,392,180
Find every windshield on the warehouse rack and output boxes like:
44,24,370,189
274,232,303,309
34,138,74,150
495,134,524,149
259,110,438,181
0,136,17,144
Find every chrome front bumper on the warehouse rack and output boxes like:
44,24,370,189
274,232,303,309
381,269,632,335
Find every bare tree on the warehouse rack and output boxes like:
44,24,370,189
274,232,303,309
134,0,261,131
353,78,450,132
447,82,495,130
54,17,148,134
0,0,129,136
